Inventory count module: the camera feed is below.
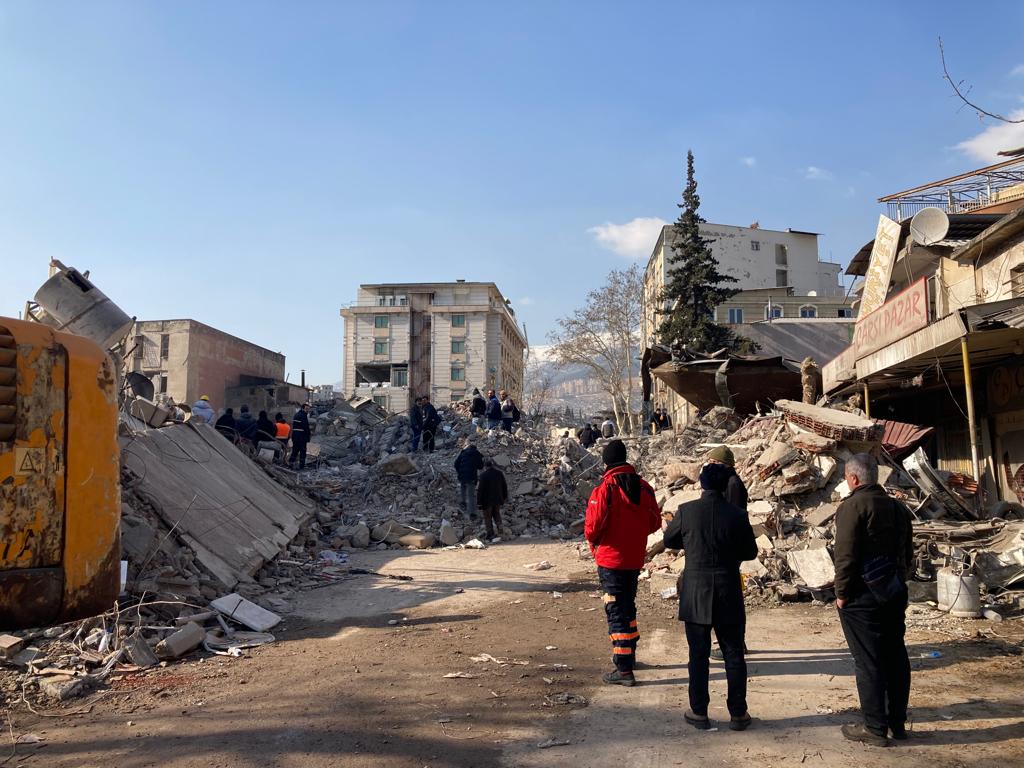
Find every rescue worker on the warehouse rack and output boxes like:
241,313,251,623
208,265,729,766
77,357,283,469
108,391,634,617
585,439,662,687
476,459,509,541
235,405,257,446
834,453,914,746
191,395,216,425
421,396,440,453
289,403,311,470
409,396,424,452
453,436,484,521
664,462,757,731
214,407,236,441
274,413,291,451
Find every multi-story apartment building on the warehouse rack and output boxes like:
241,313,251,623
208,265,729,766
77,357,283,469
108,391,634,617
340,281,527,413
128,319,287,409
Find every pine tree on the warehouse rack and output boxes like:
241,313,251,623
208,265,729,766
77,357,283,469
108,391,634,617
658,151,749,353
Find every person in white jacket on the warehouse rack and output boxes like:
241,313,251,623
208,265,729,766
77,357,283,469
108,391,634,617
191,395,217,425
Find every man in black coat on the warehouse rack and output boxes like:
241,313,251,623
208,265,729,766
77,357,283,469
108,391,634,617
470,388,487,427
409,397,424,452
289,403,311,470
453,437,485,521
664,462,757,732
476,459,508,540
421,396,440,453
834,453,914,747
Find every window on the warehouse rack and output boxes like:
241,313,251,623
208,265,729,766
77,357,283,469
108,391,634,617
775,269,788,287
451,340,465,354
765,305,783,320
775,244,788,265
1012,265,1024,298
451,367,465,381
158,375,167,394
392,367,408,386
728,308,744,324
451,393,464,402
799,305,817,318
373,395,388,409
374,315,389,328
133,336,144,359
837,308,854,318
374,341,388,356
451,314,466,327
159,334,170,360
750,240,760,251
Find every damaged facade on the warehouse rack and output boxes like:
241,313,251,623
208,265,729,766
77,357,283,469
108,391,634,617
340,281,527,412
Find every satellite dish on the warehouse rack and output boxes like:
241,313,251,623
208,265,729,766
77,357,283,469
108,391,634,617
909,207,950,246
126,371,155,401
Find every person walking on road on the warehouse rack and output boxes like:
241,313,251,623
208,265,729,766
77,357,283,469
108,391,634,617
289,403,311,470
585,439,662,687
476,459,509,541
191,395,216,425
486,389,502,430
834,453,914,747
664,462,757,731
421,396,440,453
454,437,485,522
409,396,424,452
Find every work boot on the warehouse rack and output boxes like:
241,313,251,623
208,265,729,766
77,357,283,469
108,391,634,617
729,713,752,731
841,723,889,747
602,670,636,687
889,724,908,741
711,643,750,660
684,710,710,730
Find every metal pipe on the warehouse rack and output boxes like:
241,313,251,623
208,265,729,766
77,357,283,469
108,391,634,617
961,337,982,483
863,383,871,419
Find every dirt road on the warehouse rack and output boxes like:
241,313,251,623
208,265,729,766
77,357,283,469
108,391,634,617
8,540,1024,767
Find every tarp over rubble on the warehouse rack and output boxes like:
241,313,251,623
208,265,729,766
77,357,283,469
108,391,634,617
120,420,316,588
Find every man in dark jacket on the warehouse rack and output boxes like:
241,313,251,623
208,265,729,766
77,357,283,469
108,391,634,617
485,389,502,430
664,462,757,731
235,405,257,445
579,424,597,449
470,388,487,427
421,396,440,453
476,459,508,540
834,453,914,747
289,403,311,470
453,437,485,521
585,440,662,687
705,446,748,512
409,397,424,452
215,408,236,441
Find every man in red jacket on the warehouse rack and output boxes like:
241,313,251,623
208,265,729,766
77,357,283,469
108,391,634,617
585,439,663,686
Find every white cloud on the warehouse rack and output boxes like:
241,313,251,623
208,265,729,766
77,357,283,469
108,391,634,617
740,156,757,167
518,296,534,305
588,216,669,259
804,166,833,181
956,110,1024,162
1011,64,1024,77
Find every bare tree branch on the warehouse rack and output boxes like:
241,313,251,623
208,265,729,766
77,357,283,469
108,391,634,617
939,37,1023,124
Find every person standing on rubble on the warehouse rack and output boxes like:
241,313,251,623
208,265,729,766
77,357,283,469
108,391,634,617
657,409,672,432
499,390,517,432
274,413,291,452
834,453,914,747
664,462,757,731
235,405,257,446
191,395,216,425
289,403,311,470
585,439,662,687
421,396,440,453
215,407,236,441
486,389,502,430
579,423,597,449
454,436,484,520
470,388,487,428
477,458,509,540
409,396,424,452
601,417,617,439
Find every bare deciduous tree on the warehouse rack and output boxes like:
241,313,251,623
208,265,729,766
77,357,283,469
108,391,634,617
939,37,1023,125
548,263,642,434
522,355,556,419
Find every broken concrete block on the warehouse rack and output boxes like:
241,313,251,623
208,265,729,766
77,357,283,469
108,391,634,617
755,534,774,553
0,634,25,659
155,622,206,660
740,557,768,578
492,453,512,469
399,532,436,549
792,431,837,453
646,529,665,558
776,584,801,602
371,519,417,544
786,549,836,589
40,675,87,701
350,522,371,548
776,400,883,442
569,517,585,535
664,461,702,484
803,503,838,527
781,462,814,484
124,632,160,668
663,489,701,515
379,454,418,475
439,520,460,547
120,514,157,562
814,456,838,488
211,593,282,631
756,442,799,480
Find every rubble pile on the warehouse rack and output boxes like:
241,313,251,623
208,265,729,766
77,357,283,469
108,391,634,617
638,401,1024,617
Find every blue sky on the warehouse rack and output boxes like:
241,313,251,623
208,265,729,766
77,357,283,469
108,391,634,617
3,2,1024,385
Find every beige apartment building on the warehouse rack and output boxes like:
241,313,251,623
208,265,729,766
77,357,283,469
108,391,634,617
340,281,527,413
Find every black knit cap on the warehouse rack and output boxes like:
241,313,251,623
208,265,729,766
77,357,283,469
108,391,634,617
602,439,627,466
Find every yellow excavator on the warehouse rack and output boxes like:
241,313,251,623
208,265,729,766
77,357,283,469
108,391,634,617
1,264,126,630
